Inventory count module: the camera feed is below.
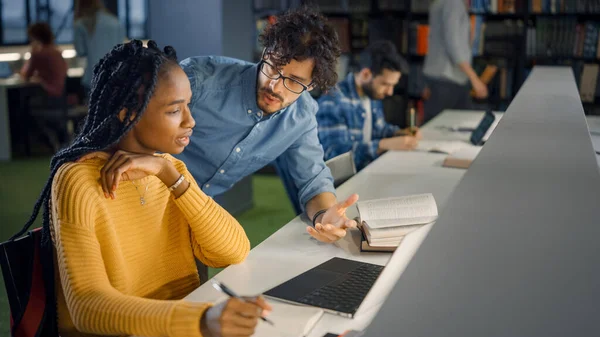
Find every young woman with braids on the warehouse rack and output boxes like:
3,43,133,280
14,40,270,337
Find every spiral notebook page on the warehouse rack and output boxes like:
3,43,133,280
254,299,324,337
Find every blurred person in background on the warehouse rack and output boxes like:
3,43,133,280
74,0,124,98
20,22,67,97
20,22,69,150
423,0,488,124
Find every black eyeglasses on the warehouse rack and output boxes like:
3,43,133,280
259,58,312,94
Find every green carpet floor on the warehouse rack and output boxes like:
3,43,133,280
0,156,294,333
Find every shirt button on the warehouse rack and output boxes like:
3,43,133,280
247,109,252,114
220,169,225,174
205,184,210,188
235,147,241,153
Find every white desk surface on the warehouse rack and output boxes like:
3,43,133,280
0,67,83,87
182,109,487,337
420,109,504,142
587,115,600,167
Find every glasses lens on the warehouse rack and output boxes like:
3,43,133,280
261,62,279,79
283,79,305,94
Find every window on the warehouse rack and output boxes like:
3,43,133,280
0,0,149,46
118,0,148,40
50,0,73,44
1,0,28,44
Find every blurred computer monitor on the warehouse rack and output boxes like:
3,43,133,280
0,62,14,78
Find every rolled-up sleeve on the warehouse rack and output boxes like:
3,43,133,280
441,0,471,65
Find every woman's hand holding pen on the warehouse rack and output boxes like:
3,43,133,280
202,296,272,337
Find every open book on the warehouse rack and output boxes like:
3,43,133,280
253,299,324,337
416,140,472,154
356,193,438,229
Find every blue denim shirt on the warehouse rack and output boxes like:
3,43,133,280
316,73,399,170
175,56,335,208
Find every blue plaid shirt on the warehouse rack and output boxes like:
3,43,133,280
176,56,334,208
316,73,400,170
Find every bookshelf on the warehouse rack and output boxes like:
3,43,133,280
253,0,600,119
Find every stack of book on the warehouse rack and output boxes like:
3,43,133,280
357,194,438,252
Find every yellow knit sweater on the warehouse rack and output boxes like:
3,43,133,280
49,154,250,337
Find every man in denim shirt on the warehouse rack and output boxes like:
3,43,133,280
177,7,358,243
317,41,421,171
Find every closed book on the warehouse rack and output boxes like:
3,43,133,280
442,146,483,169
358,226,397,253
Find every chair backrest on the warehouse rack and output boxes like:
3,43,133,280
0,228,58,337
326,151,357,188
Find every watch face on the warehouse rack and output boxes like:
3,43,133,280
471,111,496,145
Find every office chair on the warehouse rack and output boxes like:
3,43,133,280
325,151,357,188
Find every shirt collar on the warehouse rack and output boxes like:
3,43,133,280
241,63,263,121
343,72,362,101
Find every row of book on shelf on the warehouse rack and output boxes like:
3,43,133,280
469,0,522,13
469,0,600,13
526,19,600,59
530,0,600,13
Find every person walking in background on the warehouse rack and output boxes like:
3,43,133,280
423,0,488,124
73,0,124,97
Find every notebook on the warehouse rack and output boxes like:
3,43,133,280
416,140,472,154
214,296,324,337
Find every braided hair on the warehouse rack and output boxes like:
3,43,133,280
10,39,179,334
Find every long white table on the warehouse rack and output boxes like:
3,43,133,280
586,115,600,167
0,67,84,161
363,66,600,337
183,109,497,337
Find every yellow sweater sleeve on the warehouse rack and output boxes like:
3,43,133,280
52,163,213,337
169,156,251,267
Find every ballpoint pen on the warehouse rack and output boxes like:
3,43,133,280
211,279,275,326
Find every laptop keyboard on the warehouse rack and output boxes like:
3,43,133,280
296,263,384,315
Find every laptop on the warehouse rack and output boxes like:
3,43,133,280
0,62,14,78
264,257,385,318
470,110,496,146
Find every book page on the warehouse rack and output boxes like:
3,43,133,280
358,193,437,223
364,222,427,240
254,299,324,337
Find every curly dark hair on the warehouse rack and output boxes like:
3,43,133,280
358,40,409,76
27,22,55,45
259,6,341,92
10,40,179,335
